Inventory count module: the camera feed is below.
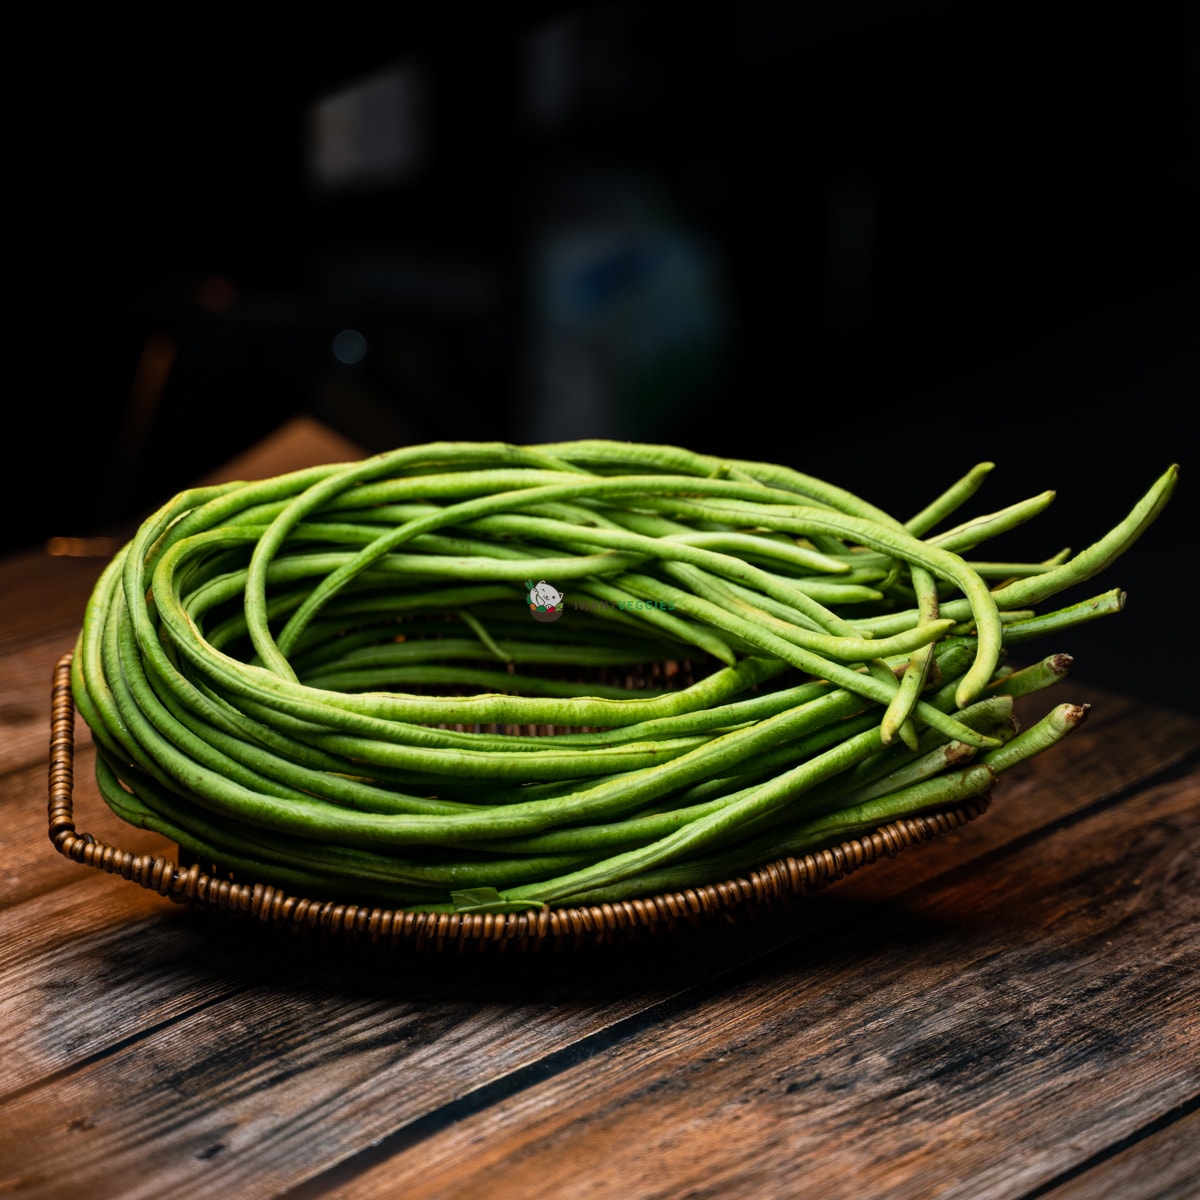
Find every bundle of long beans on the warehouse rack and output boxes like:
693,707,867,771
70,441,1178,912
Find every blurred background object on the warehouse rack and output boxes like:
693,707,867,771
7,0,1199,707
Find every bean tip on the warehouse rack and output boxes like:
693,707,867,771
1048,653,1073,678
954,675,987,709
944,741,978,768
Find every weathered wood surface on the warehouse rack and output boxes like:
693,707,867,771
1040,1107,1200,1200
304,767,1198,1200
1,431,1197,1200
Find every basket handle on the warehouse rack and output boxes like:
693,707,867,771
48,651,201,901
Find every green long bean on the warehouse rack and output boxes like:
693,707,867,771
71,440,1178,912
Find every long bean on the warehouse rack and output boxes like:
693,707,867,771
70,441,1178,911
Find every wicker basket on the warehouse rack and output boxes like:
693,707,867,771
48,652,990,952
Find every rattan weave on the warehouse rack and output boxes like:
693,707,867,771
48,653,990,951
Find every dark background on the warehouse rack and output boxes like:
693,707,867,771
8,0,1200,710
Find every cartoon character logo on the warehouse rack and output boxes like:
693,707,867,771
525,578,564,623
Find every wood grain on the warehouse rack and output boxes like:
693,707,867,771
300,769,1200,1200
1038,1105,1200,1200
0,918,708,1199
0,552,106,646
1,741,177,911
0,628,87,777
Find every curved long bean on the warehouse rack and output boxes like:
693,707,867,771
70,440,1179,911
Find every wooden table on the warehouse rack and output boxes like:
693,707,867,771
3,426,1198,1200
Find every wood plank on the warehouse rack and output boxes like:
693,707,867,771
0,734,1195,1197
0,551,107,647
0,742,177,911
0,628,85,776
0,877,255,1100
296,767,1200,1200
1036,1105,1200,1200
0,902,716,1199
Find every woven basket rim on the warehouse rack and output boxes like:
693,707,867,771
48,652,990,951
